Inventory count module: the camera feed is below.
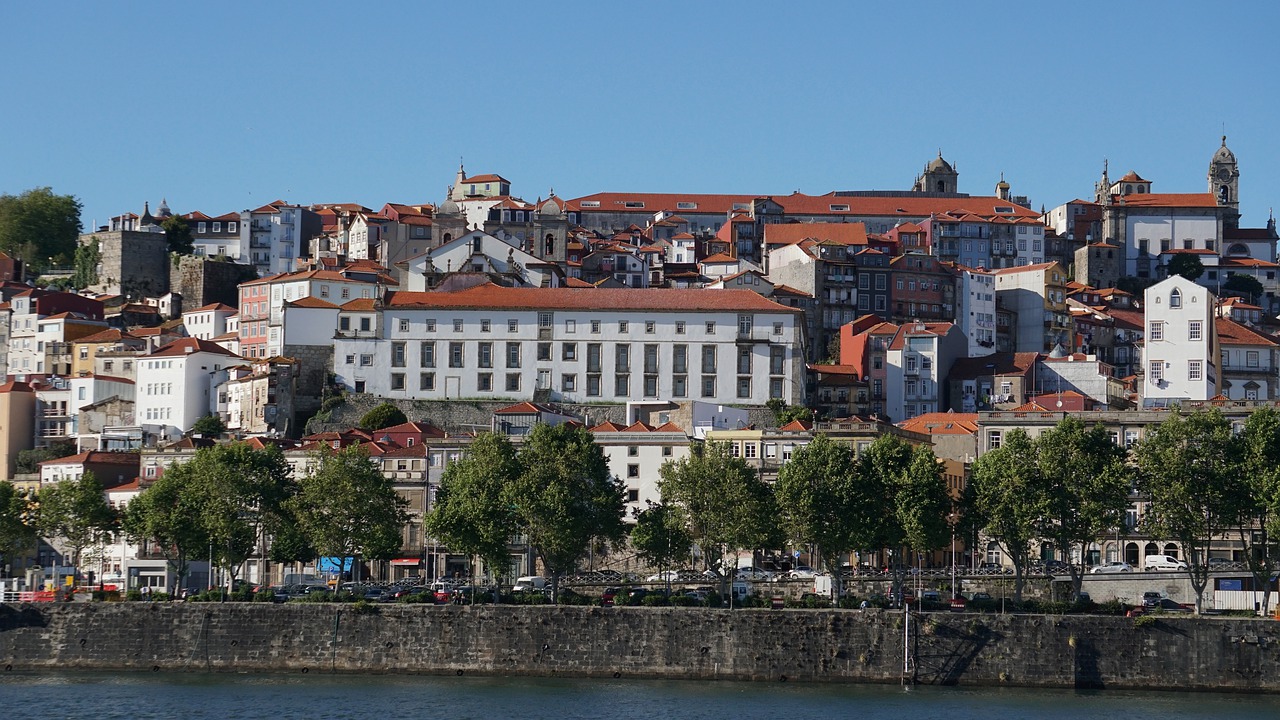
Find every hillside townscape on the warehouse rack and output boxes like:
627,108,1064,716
3,143,1280,614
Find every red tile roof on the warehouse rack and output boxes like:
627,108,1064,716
285,296,341,309
147,338,242,359
384,283,802,314
701,253,738,264
40,451,141,467
1217,317,1278,347
188,303,237,313
1117,193,1218,208
462,174,509,185
897,412,979,435
765,223,869,246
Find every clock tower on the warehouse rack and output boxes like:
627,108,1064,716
1209,136,1241,230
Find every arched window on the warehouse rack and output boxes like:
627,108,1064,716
442,233,452,244
544,233,555,256
1125,542,1139,565
1125,184,1133,194
1170,288,1182,308
985,541,1002,565
1220,185,1230,202
1163,543,1179,559
1144,542,1159,557
936,180,946,192
1228,243,1249,256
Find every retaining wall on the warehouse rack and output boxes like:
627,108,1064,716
2,603,1278,691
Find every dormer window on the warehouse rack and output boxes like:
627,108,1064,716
1170,288,1182,308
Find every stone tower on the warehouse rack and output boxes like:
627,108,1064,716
912,152,959,194
1209,136,1241,230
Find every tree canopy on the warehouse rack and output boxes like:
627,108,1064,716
191,414,226,437
359,403,408,432
425,432,522,579
0,483,37,572
774,434,864,593
1222,274,1264,303
658,440,780,584
1166,253,1205,281
967,429,1043,602
1133,409,1240,613
290,445,408,584
122,465,210,594
161,215,194,255
36,471,118,570
0,187,82,271
509,423,626,597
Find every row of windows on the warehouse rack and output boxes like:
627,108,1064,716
385,316,782,337
375,341,789,375
385,371,787,400
1147,320,1203,342
1148,359,1204,384
196,221,237,234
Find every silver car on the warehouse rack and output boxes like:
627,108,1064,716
1089,561,1134,574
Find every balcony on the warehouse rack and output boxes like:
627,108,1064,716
736,330,769,344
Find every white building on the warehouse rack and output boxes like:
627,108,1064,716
398,230,560,291
181,303,237,340
332,284,806,406
884,322,966,423
242,201,317,277
951,265,996,356
1140,276,1218,407
1216,317,1278,400
589,420,692,518
135,338,242,443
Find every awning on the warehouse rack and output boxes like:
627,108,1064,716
390,558,421,566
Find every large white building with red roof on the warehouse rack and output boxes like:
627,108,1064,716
135,338,242,443
331,284,805,406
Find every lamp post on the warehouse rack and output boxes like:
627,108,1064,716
948,512,958,600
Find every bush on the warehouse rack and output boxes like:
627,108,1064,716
359,402,407,431
125,589,142,602
253,589,276,603
1097,599,1129,616
641,593,672,607
669,594,699,607
92,590,121,602
509,591,550,605
556,589,593,606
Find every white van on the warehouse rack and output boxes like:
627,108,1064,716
1143,555,1188,571
512,575,548,593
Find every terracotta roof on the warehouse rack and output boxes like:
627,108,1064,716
1117,193,1218,208
897,412,979,435
1221,257,1280,268
385,283,802,314
40,451,141,467
1118,171,1147,183
993,262,1060,275
188,303,237,313
147,338,242,359
1217,317,1278,347
589,421,628,432
948,351,1039,381
764,223,869,246
340,298,378,311
461,174,509,185
778,419,814,432
700,253,738,264
376,421,447,438
494,402,565,415
571,192,756,215
285,296,341,309
886,322,954,351
807,363,861,377
74,328,139,344
0,380,34,393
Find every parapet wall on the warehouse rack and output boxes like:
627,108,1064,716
2,604,1278,690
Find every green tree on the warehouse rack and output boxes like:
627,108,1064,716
0,483,37,576
630,503,692,593
507,423,626,600
659,441,777,595
71,237,100,289
36,471,118,574
1035,416,1133,602
161,215,194,255
853,435,914,599
1134,409,1240,613
967,429,1041,602
15,441,77,474
894,445,952,584
190,414,226,437
425,432,521,583
774,434,863,596
1222,274,1264,303
290,445,409,585
359,402,407,432
122,466,211,595
1166,253,1205,282
766,398,813,426
1235,407,1280,615
0,187,82,271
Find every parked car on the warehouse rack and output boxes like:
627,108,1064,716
977,562,1008,575
1143,555,1189,572
1091,561,1134,574
1207,557,1238,571
1142,591,1163,607
735,567,776,581
1150,598,1193,612
512,575,548,593
785,566,818,579
646,570,682,583
1044,560,1070,574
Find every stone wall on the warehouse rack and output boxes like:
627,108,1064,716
2,604,1277,690
169,256,256,311
81,231,170,299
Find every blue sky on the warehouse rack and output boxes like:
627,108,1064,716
3,2,1279,231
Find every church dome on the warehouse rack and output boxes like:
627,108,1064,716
1213,136,1236,163
926,153,954,173
439,199,460,215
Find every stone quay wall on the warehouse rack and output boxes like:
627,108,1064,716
2,603,1278,691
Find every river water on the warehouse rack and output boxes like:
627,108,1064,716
1,672,1277,719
